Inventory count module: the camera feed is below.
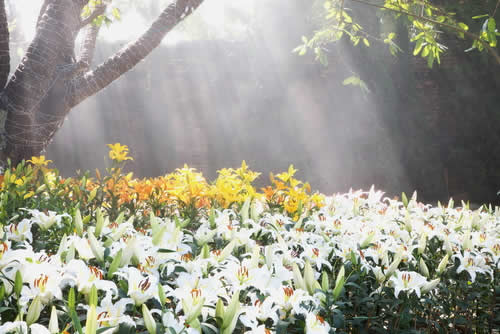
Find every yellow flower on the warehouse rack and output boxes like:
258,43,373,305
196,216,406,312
27,155,52,166
310,193,325,209
13,176,27,187
107,143,133,162
276,165,297,183
23,191,35,199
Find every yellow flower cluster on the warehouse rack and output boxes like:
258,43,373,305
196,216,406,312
0,144,325,218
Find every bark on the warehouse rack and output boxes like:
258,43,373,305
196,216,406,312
68,0,205,108
0,0,205,165
0,0,9,89
78,5,107,70
2,0,87,163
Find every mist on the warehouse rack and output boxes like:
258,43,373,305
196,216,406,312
8,0,500,203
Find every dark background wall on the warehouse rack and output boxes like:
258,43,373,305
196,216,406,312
45,1,500,204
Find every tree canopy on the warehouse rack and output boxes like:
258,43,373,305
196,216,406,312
295,0,500,69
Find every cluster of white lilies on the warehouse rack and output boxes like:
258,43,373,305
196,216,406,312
0,188,498,333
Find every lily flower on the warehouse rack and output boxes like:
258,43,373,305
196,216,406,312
389,271,428,298
453,251,493,282
122,267,158,305
305,313,331,334
94,294,135,330
62,259,117,296
24,209,70,230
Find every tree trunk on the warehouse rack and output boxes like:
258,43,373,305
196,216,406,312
0,0,205,166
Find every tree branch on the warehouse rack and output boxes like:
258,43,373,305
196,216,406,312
0,0,10,89
493,0,500,17
79,4,106,29
36,0,50,28
78,5,107,70
347,0,500,65
68,0,206,108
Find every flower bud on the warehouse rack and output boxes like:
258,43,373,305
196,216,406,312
142,304,156,334
333,266,345,300
385,254,402,277
321,271,329,291
417,234,427,255
419,258,430,278
292,263,307,291
421,278,440,294
95,209,104,237
444,237,453,256
360,231,375,249
88,233,104,263
26,296,43,326
304,260,316,295
437,254,449,275
49,306,59,334
74,209,83,236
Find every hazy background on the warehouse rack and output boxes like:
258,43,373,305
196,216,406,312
8,0,500,203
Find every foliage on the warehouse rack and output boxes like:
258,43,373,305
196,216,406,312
295,0,500,73
0,145,498,333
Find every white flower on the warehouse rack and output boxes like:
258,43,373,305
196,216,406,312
305,313,331,334
240,294,279,330
270,286,314,316
5,219,33,242
245,324,275,334
122,267,158,305
453,251,493,282
24,209,70,230
0,322,26,333
62,259,117,296
161,312,199,334
94,294,135,330
19,262,63,306
389,271,428,298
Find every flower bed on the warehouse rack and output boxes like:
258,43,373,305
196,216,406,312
0,145,498,333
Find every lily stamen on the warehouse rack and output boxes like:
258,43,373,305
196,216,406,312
283,286,294,297
139,277,151,291
89,266,104,280
312,248,320,257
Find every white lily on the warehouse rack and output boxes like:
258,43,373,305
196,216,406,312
62,259,117,296
24,209,70,230
389,270,428,298
453,251,493,282
5,219,33,242
94,294,135,330
305,312,331,334
122,267,158,305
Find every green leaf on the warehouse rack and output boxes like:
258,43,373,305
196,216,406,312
157,248,176,253
342,76,360,86
472,14,489,20
421,45,430,57
413,39,424,56
436,16,446,23
70,308,84,334
107,249,122,279
458,22,469,31
487,18,496,33
112,8,121,21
